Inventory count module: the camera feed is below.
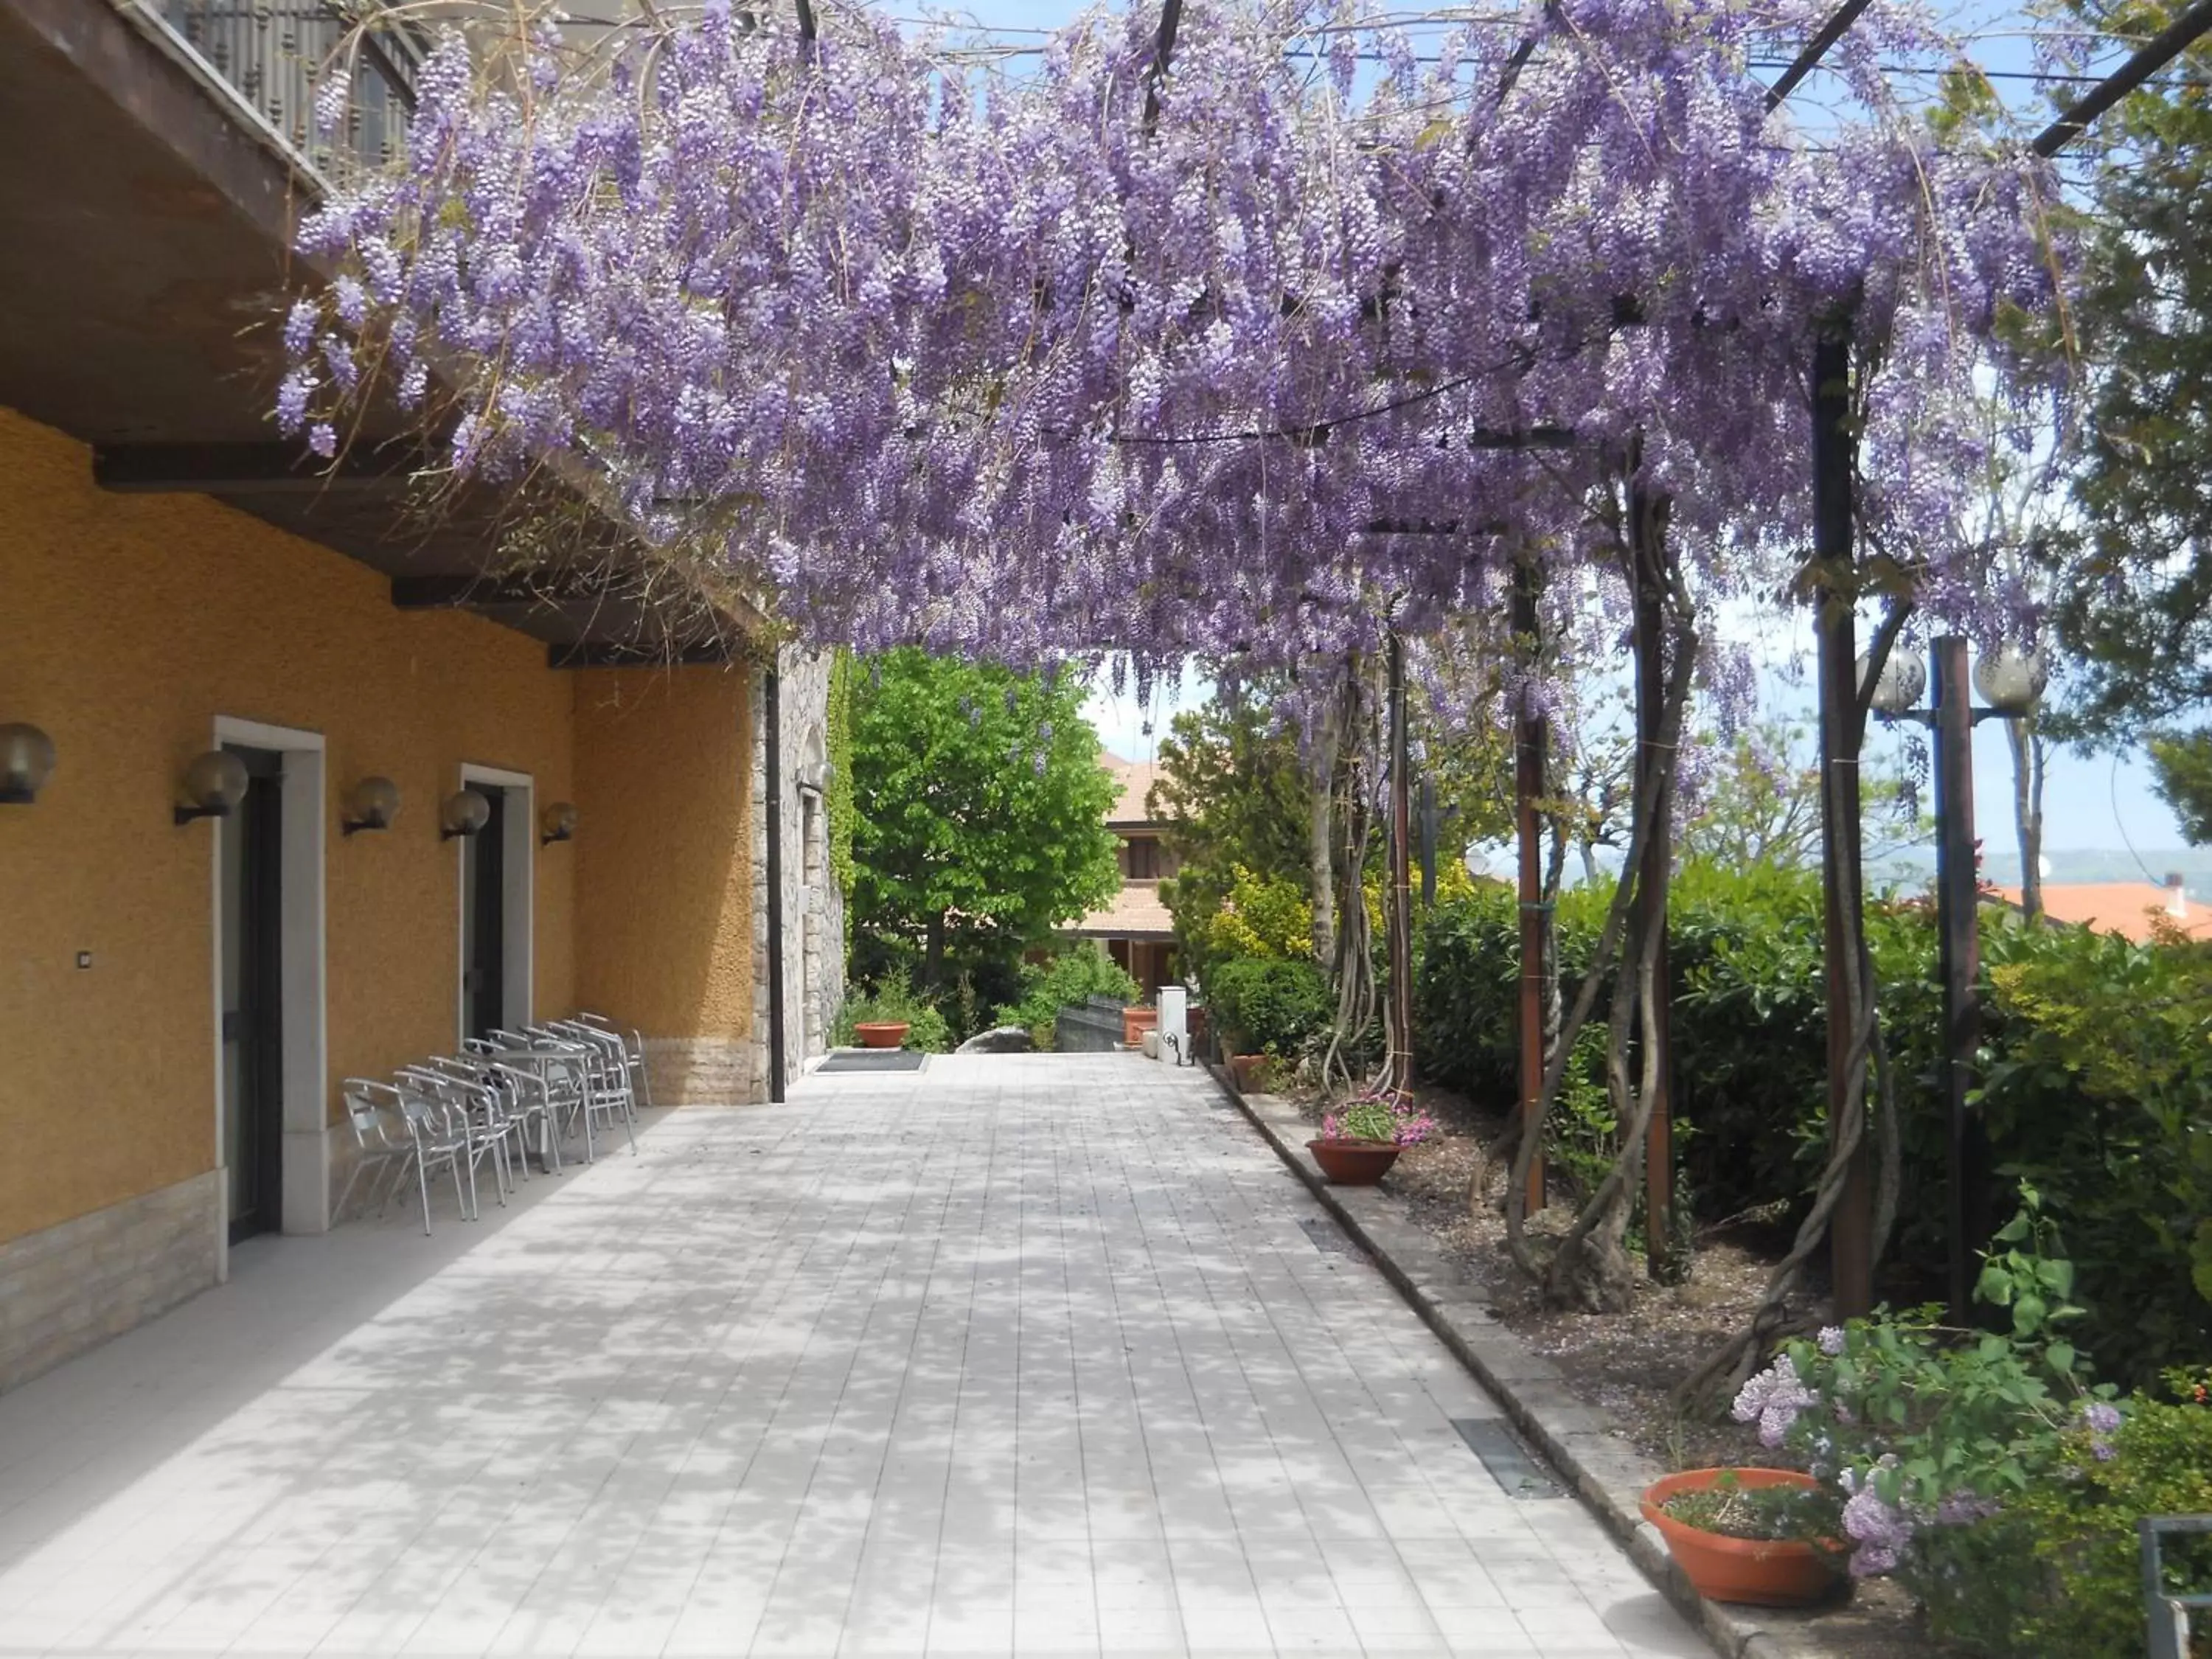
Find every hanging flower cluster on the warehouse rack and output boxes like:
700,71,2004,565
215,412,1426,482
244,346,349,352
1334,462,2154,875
277,0,2070,672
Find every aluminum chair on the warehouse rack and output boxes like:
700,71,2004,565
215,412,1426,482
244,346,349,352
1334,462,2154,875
423,1055,539,1184
572,1013,655,1112
480,1031,598,1163
398,1065,512,1211
387,1074,476,1233
527,1023,636,1152
337,1079,415,1221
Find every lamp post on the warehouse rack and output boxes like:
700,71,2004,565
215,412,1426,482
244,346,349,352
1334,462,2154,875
1864,635,2042,1326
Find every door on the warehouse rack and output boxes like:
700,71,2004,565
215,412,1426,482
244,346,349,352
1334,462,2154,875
220,746,285,1245
462,785,507,1040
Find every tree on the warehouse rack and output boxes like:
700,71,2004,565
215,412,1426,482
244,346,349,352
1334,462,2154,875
2052,3,2212,737
1152,682,1315,964
847,650,1121,1004
1680,723,1930,871
2149,730,2212,844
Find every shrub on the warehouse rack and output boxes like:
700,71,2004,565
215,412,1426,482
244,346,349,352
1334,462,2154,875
1413,863,2212,1376
1179,863,1315,965
1975,1371,2212,1658
993,944,1140,1047
1978,922,2212,1386
1206,955,1332,1059
832,980,952,1052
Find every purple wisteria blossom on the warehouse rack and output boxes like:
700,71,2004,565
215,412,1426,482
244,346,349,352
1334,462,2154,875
1733,1354,1818,1448
274,0,2074,672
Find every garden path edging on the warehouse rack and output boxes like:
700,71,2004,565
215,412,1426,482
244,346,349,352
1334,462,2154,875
1208,1065,1841,1659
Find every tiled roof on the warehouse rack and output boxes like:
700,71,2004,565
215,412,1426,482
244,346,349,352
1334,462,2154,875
1065,881,1176,942
1100,756,1164,827
1989,881,2212,943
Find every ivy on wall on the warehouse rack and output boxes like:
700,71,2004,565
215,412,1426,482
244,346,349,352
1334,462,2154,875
825,648,857,933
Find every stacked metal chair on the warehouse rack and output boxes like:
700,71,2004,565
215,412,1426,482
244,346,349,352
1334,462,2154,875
337,1010,654,1234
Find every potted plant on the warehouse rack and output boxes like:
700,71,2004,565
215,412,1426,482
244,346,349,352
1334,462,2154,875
1640,1469,1843,1607
1307,1094,1436,1186
1228,1050,1273,1093
1122,1004,1158,1046
853,1020,911,1049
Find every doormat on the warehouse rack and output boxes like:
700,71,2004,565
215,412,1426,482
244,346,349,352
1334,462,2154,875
817,1049,928,1074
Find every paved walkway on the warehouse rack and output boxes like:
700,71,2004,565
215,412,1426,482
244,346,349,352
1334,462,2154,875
0,1055,1705,1659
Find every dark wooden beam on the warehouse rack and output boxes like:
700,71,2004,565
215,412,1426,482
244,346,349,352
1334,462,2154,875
93,441,431,494
2032,0,2212,155
392,572,619,611
547,641,732,669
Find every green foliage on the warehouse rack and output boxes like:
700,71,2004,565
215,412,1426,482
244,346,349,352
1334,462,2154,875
847,649,1121,1001
1659,1475,1840,1544
992,943,1139,1048
1416,863,2212,1377
2149,728,2212,845
1981,1373,2212,1658
1188,864,1314,963
1753,1208,2110,1650
2050,11,2212,736
1152,689,1315,961
832,980,952,1053
1205,955,1332,1060
1679,722,1929,869
825,649,858,903
1978,922,2212,1384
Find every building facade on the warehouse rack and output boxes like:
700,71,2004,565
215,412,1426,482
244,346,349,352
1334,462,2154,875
1066,757,1181,994
0,0,836,1392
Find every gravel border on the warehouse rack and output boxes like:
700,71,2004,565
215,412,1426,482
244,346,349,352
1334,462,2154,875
1214,1067,1846,1659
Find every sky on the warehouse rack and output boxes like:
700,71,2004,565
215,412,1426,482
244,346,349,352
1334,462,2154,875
922,0,2194,855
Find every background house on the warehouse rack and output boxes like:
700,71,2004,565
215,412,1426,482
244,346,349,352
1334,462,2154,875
1065,756,1180,994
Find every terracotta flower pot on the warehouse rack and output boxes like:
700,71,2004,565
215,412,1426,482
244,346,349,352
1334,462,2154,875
852,1021,910,1050
1307,1138,1402,1185
1641,1469,1841,1607
1228,1052,1273,1093
1121,1006,1158,1046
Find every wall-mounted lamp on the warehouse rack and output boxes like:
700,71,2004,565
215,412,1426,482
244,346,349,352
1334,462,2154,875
440,787,491,841
342,776,400,836
540,801,577,846
174,750,248,825
0,723,56,804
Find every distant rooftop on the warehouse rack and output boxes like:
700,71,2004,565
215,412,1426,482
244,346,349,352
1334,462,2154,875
1100,754,1164,829
1067,883,1175,942
1991,880,2212,945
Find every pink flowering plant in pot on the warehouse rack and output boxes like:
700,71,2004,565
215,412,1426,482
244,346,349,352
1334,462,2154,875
1725,1188,2123,1639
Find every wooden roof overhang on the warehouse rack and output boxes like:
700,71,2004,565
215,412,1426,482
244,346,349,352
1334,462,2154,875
0,0,755,668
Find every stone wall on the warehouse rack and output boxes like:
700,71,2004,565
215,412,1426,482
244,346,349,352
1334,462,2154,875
751,647,846,1100
0,1171,219,1394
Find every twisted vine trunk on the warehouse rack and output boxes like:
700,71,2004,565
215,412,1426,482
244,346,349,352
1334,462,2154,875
1503,492,1700,1305
1309,679,1345,967
1537,490,1697,1312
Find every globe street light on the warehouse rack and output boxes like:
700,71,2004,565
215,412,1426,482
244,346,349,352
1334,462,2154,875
1862,635,2041,1328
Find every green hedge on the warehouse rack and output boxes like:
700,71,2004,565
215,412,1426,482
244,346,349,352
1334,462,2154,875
1413,863,2212,1382
1206,955,1333,1058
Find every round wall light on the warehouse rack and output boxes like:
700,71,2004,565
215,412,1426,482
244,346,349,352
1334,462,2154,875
0,722,56,804
175,750,249,825
540,801,577,846
440,787,492,841
342,776,400,836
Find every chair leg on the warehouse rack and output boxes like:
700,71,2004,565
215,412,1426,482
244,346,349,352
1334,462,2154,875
417,1157,434,1236
456,1147,476,1221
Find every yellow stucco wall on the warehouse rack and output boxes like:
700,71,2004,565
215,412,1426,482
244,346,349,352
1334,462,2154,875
0,406,578,1247
574,666,754,1041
